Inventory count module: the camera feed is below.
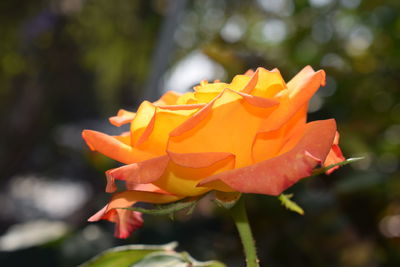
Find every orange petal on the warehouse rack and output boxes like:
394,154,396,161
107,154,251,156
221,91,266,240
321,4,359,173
82,130,155,164
135,106,201,155
130,101,156,146
88,190,180,238
106,155,170,192
169,89,278,168
113,131,131,146
244,69,255,76
155,103,205,110
89,206,143,239
109,109,136,127
324,131,345,174
240,69,259,94
252,103,307,163
167,151,234,168
153,91,182,105
199,119,337,195
260,66,326,133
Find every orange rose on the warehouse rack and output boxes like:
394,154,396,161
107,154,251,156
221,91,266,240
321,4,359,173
82,66,344,238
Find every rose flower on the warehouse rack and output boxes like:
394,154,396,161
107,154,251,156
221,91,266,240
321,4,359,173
82,66,344,238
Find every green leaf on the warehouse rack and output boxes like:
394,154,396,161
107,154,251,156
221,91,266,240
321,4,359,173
79,242,178,267
119,197,200,216
80,242,225,267
311,157,364,176
133,251,225,267
278,194,304,215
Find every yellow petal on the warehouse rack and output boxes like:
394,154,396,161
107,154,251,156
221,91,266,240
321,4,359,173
250,67,287,98
153,154,235,196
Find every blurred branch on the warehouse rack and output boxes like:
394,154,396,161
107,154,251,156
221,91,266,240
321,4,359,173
142,0,188,102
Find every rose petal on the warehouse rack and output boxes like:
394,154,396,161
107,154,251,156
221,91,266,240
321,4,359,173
176,92,198,105
135,107,201,155
153,91,182,105
153,154,236,196
89,207,143,239
199,119,337,195
109,109,136,127
259,66,326,133
324,131,345,174
229,74,252,91
252,103,307,163
82,130,155,164
244,69,255,76
169,89,278,168
194,81,228,92
167,151,234,168
130,101,156,146
246,67,287,98
113,131,131,146
106,155,170,192
88,190,180,238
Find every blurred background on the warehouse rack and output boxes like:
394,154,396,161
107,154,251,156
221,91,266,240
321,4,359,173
0,0,399,266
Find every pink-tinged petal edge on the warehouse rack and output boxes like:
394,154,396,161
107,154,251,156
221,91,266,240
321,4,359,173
199,119,337,195
88,205,143,239
88,190,180,239
323,131,345,174
105,155,170,193
167,151,235,168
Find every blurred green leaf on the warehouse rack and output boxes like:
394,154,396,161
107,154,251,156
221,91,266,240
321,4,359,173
278,194,304,215
80,242,177,267
80,242,225,267
133,251,225,267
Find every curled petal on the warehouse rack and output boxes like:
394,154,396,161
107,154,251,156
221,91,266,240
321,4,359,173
82,130,155,164
89,206,143,239
106,155,170,192
260,66,326,133
130,101,156,146
153,91,182,105
88,190,181,238
135,106,201,155
229,74,252,91
324,131,345,174
244,69,255,76
109,109,136,127
243,67,287,98
199,119,337,195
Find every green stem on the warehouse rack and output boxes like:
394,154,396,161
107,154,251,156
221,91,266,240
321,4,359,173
229,196,260,267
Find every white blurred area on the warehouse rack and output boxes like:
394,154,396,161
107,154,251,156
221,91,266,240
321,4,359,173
0,174,91,251
380,215,400,238
163,51,226,94
0,220,68,251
